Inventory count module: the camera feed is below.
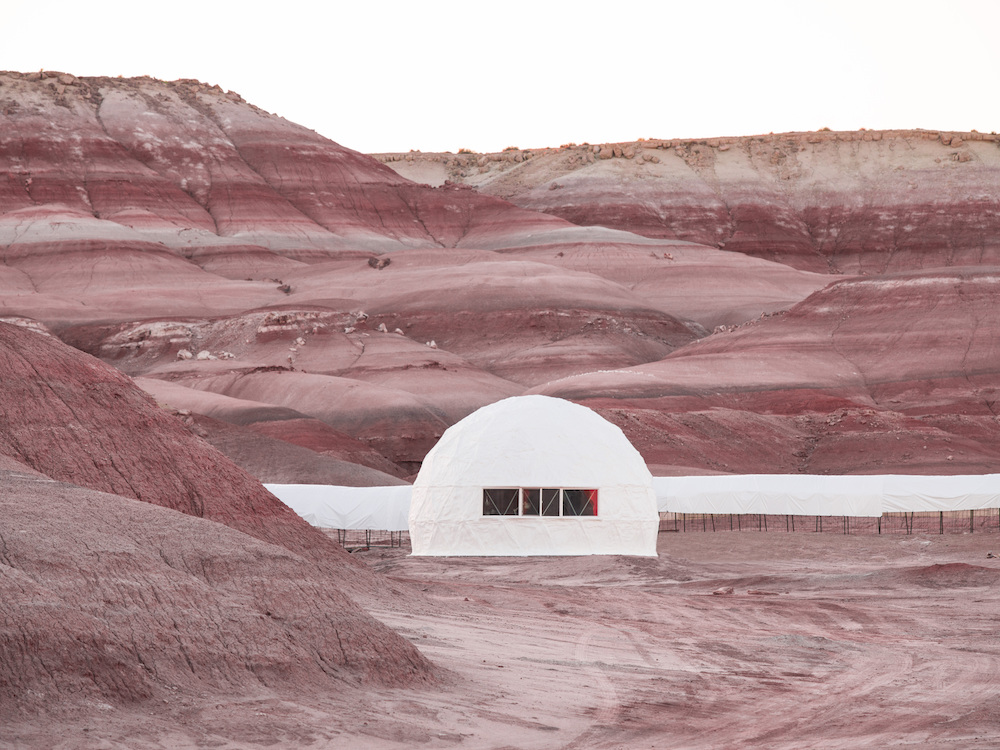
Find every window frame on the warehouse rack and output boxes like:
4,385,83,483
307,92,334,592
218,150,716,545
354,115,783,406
481,487,599,518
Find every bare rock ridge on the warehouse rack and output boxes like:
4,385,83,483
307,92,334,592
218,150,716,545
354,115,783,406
375,130,1000,274
0,321,432,716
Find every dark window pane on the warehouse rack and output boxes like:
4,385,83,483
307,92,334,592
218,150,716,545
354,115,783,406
563,489,598,516
483,488,519,515
522,489,540,515
541,488,561,516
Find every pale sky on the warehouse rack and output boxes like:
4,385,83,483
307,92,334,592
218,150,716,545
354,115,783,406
4,0,999,154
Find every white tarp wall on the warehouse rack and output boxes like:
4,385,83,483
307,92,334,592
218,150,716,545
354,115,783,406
267,475,1000,535
653,475,884,517
409,396,660,557
264,484,411,531
654,474,1000,516
881,474,1000,512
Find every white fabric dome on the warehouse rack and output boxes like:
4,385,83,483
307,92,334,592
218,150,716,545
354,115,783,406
409,395,658,556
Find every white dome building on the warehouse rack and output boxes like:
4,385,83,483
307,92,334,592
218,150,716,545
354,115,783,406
409,395,659,556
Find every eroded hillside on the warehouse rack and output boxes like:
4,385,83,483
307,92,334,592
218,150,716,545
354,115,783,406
2,71,999,477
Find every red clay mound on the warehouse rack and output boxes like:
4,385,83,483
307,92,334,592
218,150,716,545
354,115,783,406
0,321,350,559
0,321,435,714
0,470,431,718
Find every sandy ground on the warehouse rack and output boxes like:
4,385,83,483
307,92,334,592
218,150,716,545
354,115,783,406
6,530,999,749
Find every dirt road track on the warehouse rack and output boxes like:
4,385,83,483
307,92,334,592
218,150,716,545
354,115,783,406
358,532,1000,749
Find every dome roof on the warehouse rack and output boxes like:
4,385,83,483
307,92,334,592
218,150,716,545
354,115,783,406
414,395,652,489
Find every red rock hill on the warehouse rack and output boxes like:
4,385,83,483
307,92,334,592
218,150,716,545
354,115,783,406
0,321,433,715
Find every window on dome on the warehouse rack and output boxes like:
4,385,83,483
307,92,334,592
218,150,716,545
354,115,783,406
563,488,598,516
541,488,561,516
483,488,519,515
483,488,598,517
522,489,540,515
522,488,561,516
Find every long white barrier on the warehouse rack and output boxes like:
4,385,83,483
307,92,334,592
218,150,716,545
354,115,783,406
654,474,1000,516
652,475,884,517
267,475,1000,530
265,484,412,531
881,474,1000,513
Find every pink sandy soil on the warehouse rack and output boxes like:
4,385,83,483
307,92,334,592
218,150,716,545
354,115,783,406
7,530,998,749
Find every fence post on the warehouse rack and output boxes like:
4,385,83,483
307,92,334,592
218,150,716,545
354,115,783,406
940,511,944,535
971,509,975,533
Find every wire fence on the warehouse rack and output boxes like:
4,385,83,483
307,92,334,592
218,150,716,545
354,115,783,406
318,509,1000,549
659,509,1000,535
321,529,409,550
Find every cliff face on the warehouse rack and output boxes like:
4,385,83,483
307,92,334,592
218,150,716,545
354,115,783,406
376,130,1000,274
